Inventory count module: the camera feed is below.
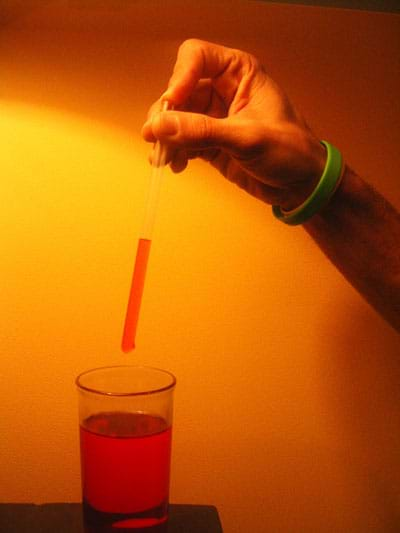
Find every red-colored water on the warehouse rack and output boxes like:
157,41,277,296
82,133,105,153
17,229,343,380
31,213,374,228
80,411,172,531
121,238,151,352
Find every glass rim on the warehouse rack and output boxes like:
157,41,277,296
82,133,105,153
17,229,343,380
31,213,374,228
75,365,176,397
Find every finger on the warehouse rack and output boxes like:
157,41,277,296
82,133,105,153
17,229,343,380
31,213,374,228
142,78,229,146
162,39,246,107
142,119,157,143
150,110,266,159
170,151,188,174
142,98,169,142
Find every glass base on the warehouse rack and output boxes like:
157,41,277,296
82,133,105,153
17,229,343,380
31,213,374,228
82,499,168,532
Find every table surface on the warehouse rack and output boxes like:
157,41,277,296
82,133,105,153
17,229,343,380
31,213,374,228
0,503,223,533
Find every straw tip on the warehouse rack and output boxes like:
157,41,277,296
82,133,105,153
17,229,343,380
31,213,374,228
121,341,135,353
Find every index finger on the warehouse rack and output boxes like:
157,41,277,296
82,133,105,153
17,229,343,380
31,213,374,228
162,39,247,107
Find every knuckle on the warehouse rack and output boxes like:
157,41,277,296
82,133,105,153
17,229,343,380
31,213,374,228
180,38,205,53
191,115,213,144
242,52,263,77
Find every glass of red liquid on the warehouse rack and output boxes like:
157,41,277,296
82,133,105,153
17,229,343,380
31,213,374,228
76,365,176,532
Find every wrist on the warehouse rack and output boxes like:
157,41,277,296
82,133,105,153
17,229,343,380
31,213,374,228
280,139,326,211
273,141,343,225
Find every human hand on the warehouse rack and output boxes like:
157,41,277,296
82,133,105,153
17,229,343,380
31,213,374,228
142,39,326,210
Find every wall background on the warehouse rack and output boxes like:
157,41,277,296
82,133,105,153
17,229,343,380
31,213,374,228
1,1,399,531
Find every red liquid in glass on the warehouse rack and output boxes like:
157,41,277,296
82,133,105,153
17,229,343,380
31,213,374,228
80,411,172,531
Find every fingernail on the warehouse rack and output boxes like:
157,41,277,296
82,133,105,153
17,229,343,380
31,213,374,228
154,112,179,137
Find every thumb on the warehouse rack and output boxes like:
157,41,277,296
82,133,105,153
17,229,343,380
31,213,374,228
150,111,249,154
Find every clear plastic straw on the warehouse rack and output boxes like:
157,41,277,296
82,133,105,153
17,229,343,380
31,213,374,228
121,101,169,352
140,101,169,240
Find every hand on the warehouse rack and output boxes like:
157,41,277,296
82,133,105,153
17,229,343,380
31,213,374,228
142,39,326,210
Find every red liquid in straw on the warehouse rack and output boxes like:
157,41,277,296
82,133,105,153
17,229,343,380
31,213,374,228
122,238,151,352
80,411,171,531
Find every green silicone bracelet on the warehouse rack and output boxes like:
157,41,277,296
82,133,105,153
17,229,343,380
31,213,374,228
272,141,343,225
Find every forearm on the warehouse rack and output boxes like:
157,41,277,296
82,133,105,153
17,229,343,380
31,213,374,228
146,40,400,333
305,166,400,332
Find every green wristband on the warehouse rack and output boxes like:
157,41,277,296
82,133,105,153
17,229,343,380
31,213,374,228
272,141,343,225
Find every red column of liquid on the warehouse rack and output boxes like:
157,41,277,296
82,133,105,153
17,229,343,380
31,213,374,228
121,238,151,352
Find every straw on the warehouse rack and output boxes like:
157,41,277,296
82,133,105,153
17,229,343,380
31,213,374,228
121,101,170,352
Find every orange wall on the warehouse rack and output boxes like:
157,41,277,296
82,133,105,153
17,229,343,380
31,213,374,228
1,2,399,532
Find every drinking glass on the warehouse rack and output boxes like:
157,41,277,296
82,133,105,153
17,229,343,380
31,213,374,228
76,365,176,532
